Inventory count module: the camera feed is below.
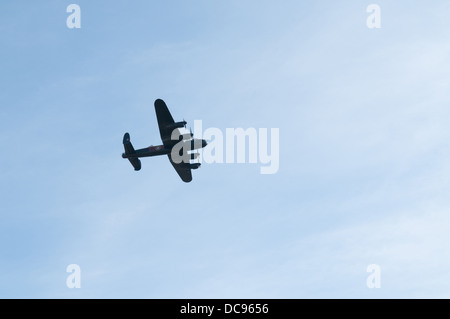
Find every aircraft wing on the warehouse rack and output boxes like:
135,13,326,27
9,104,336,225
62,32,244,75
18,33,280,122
168,154,192,183
154,99,179,147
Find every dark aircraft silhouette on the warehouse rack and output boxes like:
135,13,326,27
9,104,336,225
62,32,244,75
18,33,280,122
122,99,207,183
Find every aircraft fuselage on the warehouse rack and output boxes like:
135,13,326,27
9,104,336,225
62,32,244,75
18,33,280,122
122,144,169,158
122,138,207,159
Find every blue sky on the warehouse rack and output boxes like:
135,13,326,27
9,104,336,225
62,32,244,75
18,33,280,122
1,1,450,298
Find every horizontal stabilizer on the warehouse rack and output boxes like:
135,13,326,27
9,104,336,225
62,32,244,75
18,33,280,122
123,132,141,171
128,157,141,171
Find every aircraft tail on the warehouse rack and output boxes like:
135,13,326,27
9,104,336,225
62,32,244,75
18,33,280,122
122,133,141,171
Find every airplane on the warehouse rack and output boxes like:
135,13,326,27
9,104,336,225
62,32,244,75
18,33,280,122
122,99,207,183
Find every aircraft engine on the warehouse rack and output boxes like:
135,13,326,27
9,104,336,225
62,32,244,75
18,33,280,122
166,121,187,130
190,153,199,160
178,133,193,141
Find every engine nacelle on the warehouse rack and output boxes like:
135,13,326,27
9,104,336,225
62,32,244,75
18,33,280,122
190,153,199,160
189,163,201,170
166,121,186,130
178,132,194,141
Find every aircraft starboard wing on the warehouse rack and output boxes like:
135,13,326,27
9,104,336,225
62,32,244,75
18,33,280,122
167,154,192,183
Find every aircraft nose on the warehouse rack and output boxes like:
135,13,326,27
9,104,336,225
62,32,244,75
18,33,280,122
202,139,207,148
